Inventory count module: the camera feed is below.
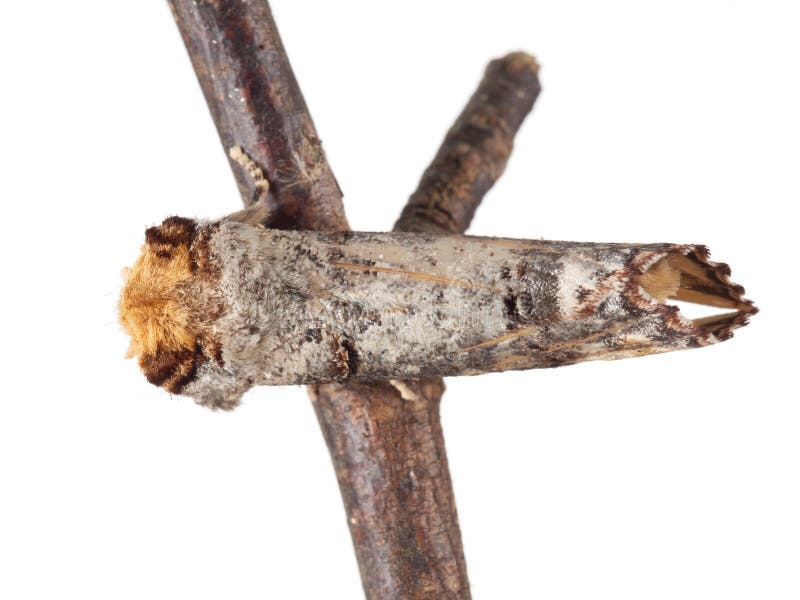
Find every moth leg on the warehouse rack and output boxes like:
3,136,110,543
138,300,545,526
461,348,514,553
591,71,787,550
229,145,270,204
227,145,273,227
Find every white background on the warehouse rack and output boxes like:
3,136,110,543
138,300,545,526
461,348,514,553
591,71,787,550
1,1,798,598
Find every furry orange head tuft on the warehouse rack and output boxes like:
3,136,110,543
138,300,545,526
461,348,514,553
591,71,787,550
118,217,203,392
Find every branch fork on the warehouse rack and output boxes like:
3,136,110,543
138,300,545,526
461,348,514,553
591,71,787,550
150,2,757,598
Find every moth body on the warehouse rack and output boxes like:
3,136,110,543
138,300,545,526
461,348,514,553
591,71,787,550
119,216,755,409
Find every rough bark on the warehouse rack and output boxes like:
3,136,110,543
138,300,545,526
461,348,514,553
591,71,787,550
395,52,541,234
166,2,540,597
167,0,348,231
377,59,542,594
313,54,541,600
312,379,465,598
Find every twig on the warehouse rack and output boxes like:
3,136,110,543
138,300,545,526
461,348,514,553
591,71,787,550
167,0,347,231
311,54,541,599
395,52,541,234
312,379,466,598
167,2,540,598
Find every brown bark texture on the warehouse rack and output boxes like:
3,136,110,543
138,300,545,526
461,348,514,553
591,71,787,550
395,52,541,235
166,1,540,598
324,52,540,600
167,0,348,232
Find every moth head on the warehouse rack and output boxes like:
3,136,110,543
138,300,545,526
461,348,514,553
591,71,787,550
118,217,201,392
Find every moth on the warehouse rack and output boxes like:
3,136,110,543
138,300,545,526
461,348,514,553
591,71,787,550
119,209,755,410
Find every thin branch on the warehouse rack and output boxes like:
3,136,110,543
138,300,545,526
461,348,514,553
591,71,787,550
167,2,540,598
312,53,542,600
167,0,348,231
395,52,541,234
311,379,469,599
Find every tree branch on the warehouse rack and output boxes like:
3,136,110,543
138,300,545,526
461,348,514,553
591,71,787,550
395,52,541,234
311,379,469,598
167,0,348,231
312,53,541,600
167,2,540,598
